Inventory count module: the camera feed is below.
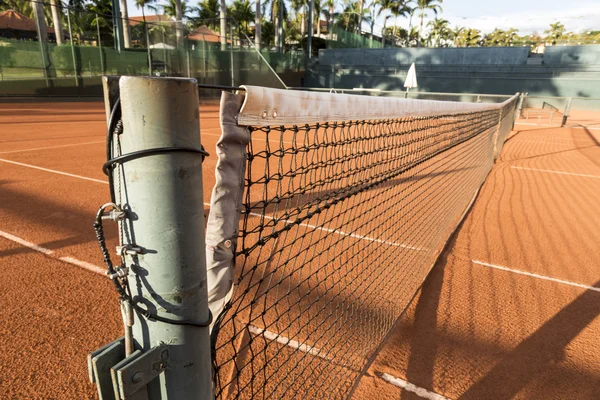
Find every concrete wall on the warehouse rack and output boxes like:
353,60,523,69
307,46,600,99
318,47,530,66
544,45,600,65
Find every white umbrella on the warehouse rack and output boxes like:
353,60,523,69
404,62,418,92
149,42,176,50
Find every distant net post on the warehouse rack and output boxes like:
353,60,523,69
562,97,573,127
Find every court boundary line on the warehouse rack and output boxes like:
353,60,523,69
0,230,105,275
379,373,449,400
0,158,108,184
0,140,105,154
0,156,414,251
472,260,600,293
247,324,328,359
246,323,445,400
510,166,600,179
514,122,600,130
248,211,428,251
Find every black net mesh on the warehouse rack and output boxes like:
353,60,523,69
210,96,517,399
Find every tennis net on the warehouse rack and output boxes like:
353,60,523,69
205,87,518,399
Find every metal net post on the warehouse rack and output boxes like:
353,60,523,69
115,76,213,398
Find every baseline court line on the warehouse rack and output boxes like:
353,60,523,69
379,373,449,400
510,166,600,179
514,122,600,130
247,324,327,359
0,140,104,154
472,260,600,293
0,230,105,275
247,324,448,400
0,230,53,255
248,211,428,251
0,158,108,184
1,158,422,250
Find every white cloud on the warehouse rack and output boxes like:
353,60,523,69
371,3,600,36
440,5,600,34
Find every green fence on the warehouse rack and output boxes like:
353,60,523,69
0,11,307,97
326,27,386,49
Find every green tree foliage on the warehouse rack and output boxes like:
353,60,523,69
427,17,449,47
415,0,442,40
544,21,565,45
229,0,255,33
192,0,220,29
454,28,481,47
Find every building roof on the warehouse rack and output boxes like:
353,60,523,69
129,15,174,26
188,25,226,43
0,9,55,33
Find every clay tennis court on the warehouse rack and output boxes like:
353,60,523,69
1,99,599,399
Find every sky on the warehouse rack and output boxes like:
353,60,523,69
125,0,600,36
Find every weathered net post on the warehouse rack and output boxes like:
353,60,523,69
88,76,214,400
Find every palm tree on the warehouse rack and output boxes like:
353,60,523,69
389,1,411,44
312,0,325,36
269,0,288,51
49,0,64,45
325,0,334,39
456,27,480,47
219,0,227,49
162,0,192,20
483,27,518,46
194,0,219,29
291,0,305,40
415,0,442,42
544,22,565,45
376,0,394,47
1,0,33,18
337,0,361,32
255,0,261,49
118,0,132,47
451,25,463,47
135,0,154,72
230,0,255,41
427,17,448,47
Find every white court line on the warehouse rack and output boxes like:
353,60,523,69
247,323,446,400
0,158,108,184
571,126,600,131
0,230,53,255
0,230,105,275
247,324,327,359
472,260,600,293
0,140,104,154
379,373,449,400
510,166,600,179
2,157,422,250
248,211,428,251
515,122,600,131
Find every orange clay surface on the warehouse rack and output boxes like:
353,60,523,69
1,101,599,399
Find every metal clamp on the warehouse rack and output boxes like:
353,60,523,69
108,267,129,280
102,208,127,221
116,245,143,257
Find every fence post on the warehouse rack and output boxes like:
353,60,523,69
96,14,106,73
117,76,213,399
32,0,50,86
515,92,525,123
66,10,80,87
562,97,572,127
306,0,314,71
229,21,235,87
